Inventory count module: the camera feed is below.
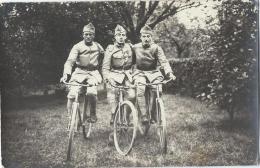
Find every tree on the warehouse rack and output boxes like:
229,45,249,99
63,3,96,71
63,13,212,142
102,1,201,43
154,17,212,58
0,1,202,90
206,0,257,119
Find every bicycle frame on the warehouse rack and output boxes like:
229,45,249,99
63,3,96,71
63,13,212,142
107,81,133,125
63,80,98,130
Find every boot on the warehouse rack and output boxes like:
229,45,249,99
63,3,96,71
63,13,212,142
110,113,115,126
88,95,97,123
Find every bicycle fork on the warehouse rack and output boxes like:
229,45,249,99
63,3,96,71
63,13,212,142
155,85,161,124
118,88,123,125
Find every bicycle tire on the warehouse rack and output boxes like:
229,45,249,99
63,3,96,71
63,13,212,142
114,101,138,155
157,98,167,154
66,102,78,161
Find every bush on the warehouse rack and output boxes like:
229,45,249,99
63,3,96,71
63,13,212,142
167,57,214,99
206,0,258,119
167,0,257,119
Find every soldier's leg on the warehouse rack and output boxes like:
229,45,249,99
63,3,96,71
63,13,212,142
125,80,135,103
67,85,82,129
67,85,82,114
85,85,98,123
124,80,136,124
107,84,119,125
150,79,163,123
135,76,148,123
66,99,73,117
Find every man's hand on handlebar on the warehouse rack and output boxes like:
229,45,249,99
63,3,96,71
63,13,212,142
60,74,71,83
87,78,99,86
106,78,117,86
166,72,176,81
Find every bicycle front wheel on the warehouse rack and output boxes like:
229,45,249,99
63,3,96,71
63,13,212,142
157,98,167,154
67,102,78,161
114,101,138,155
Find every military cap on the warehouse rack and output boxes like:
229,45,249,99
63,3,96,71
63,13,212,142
140,25,153,35
115,24,126,35
83,23,95,33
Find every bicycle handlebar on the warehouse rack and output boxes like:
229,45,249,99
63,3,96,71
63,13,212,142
62,80,98,87
136,78,173,86
106,78,173,89
106,80,134,89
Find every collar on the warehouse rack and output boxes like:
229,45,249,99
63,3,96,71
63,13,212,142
115,42,125,49
84,41,93,46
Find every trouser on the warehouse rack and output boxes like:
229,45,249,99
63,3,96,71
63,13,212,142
106,80,135,116
67,86,97,117
135,76,162,119
66,69,101,117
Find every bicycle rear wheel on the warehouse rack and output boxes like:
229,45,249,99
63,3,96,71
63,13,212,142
114,101,138,155
67,102,78,161
157,98,167,154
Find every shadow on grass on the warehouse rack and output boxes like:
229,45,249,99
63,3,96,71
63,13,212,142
2,94,66,111
200,118,256,134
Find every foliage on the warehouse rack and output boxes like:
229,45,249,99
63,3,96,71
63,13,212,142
167,57,214,97
1,3,112,89
0,2,201,91
198,0,258,117
166,0,257,117
101,1,201,43
155,18,213,58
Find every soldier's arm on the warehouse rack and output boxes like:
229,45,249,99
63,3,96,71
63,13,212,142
129,43,136,70
63,45,78,75
157,45,173,75
97,43,105,72
102,45,112,81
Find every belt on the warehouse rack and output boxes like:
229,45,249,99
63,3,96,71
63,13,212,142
136,66,156,71
76,65,98,71
112,66,131,71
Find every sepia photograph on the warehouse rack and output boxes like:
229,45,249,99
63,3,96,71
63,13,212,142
0,0,259,167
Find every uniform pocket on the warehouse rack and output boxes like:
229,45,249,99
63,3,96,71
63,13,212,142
112,51,125,67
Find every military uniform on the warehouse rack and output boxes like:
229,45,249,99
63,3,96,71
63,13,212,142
102,25,135,124
62,23,104,123
133,25,173,121
64,41,104,98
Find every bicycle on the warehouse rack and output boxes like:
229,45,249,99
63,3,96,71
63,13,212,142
63,80,97,161
136,78,172,154
107,81,138,156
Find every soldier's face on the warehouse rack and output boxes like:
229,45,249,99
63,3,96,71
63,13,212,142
115,32,126,44
83,32,95,43
141,33,152,46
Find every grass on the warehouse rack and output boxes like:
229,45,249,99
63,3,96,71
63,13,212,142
2,94,258,167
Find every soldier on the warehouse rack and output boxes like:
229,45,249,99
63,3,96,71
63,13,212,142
133,25,176,124
102,24,135,125
60,23,104,123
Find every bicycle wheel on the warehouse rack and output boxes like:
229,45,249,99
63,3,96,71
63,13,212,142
114,101,138,155
157,98,167,154
66,102,78,161
81,97,92,139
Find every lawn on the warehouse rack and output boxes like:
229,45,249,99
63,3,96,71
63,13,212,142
1,94,257,167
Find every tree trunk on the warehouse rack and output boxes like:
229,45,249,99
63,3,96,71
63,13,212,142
128,30,140,44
